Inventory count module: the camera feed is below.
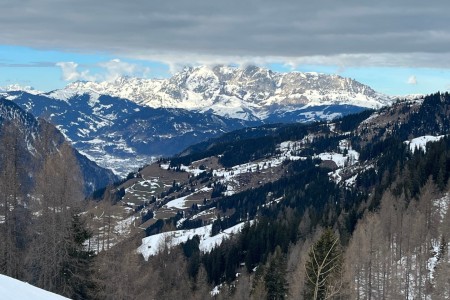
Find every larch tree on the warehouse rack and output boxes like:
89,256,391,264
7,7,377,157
287,236,313,299
433,203,450,299
345,212,387,300
26,142,89,297
93,236,143,300
0,121,29,279
305,228,343,300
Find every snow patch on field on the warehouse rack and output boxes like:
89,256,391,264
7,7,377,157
164,187,212,209
115,215,139,236
164,195,191,210
191,208,216,220
404,135,445,153
137,222,250,260
361,112,379,124
315,139,359,168
321,140,366,185
211,284,222,296
316,150,359,168
316,152,346,168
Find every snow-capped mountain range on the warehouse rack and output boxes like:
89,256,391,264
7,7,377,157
51,65,393,121
1,65,401,177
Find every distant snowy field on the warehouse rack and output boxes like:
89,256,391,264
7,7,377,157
138,221,250,260
404,135,445,153
0,275,69,300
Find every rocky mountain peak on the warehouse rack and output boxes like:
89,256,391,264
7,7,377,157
50,65,391,120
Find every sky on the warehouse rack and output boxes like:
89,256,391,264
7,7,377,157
1,0,450,95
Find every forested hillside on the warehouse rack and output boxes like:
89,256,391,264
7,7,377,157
67,92,448,299
2,93,450,299
0,98,115,299
0,98,118,194
0,128,93,298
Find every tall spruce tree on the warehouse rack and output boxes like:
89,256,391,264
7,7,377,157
264,246,288,300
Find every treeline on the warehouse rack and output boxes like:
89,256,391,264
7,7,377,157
171,108,379,170
170,135,281,168
394,92,450,140
170,122,311,168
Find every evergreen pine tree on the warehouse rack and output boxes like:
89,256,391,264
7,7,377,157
264,246,288,300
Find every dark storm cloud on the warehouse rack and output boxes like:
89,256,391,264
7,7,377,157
1,0,449,66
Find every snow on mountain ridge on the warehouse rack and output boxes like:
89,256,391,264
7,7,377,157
0,84,42,95
51,65,393,120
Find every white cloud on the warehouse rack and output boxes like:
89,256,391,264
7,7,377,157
407,75,418,85
55,62,95,81
56,59,151,82
98,59,150,81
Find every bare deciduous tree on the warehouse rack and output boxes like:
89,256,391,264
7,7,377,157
26,142,85,296
305,228,344,300
0,122,29,279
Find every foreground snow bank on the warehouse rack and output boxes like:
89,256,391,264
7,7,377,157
0,274,69,300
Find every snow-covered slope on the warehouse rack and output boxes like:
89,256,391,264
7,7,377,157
0,274,69,300
7,91,257,176
138,222,250,260
404,135,445,153
56,65,393,121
